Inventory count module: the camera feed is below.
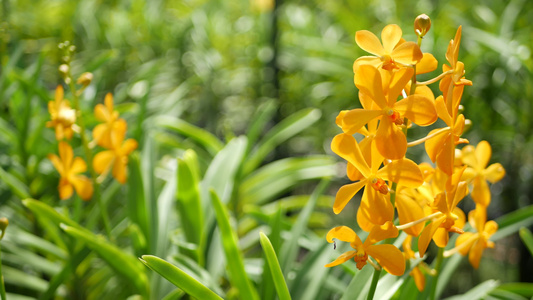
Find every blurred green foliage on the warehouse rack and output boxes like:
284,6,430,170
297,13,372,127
1,0,533,298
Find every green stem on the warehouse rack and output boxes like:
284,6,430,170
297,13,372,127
429,247,444,300
0,243,6,300
366,267,382,300
67,75,112,239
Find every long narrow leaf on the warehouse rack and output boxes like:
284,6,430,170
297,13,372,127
60,224,149,298
243,108,321,174
155,115,224,156
210,189,259,300
259,232,291,300
140,255,223,300
519,227,533,256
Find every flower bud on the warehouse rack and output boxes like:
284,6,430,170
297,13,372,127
77,72,93,86
414,14,431,37
0,217,8,240
464,119,472,132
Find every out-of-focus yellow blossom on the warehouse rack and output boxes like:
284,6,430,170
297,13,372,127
418,168,468,257
450,205,497,269
93,93,128,149
46,86,78,140
461,141,506,206
48,141,93,200
93,121,138,184
325,222,405,276
353,24,423,71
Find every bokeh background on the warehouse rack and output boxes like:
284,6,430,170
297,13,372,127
1,0,533,297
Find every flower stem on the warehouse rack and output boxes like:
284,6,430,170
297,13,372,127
416,70,453,86
0,243,6,300
429,247,444,300
366,267,382,300
67,73,112,239
407,127,450,147
396,212,443,230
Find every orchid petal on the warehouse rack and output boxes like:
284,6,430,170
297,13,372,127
416,53,438,74
354,65,387,109
375,117,407,160
377,158,423,188
331,133,371,177
333,180,367,214
395,94,437,126
381,24,402,53
366,244,406,276
391,42,423,65
325,251,358,268
355,30,385,57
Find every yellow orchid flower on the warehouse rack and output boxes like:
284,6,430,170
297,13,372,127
325,222,405,276
93,121,138,184
425,96,468,176
418,168,468,257
48,141,93,200
461,141,506,206
338,65,437,159
46,86,78,140
353,24,423,71
439,26,472,94
331,133,423,230
451,205,497,269
92,93,128,149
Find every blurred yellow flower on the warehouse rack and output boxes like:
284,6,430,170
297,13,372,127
93,93,128,149
451,205,497,269
325,222,405,276
48,141,93,200
46,86,78,140
93,121,138,184
461,141,506,206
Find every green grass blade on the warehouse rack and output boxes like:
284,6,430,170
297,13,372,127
280,179,330,273
443,279,499,300
259,232,291,300
243,108,321,175
60,224,149,298
240,156,336,205
140,255,222,300
495,283,533,298
155,115,224,156
342,264,374,300
493,205,533,240
210,189,259,300
177,150,204,264
127,154,150,253
245,99,278,154
519,227,533,256
0,167,30,199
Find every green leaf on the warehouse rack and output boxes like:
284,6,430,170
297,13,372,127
259,232,292,300
443,279,499,300
493,205,533,241
496,283,533,297
210,189,259,300
22,199,84,231
140,255,223,300
60,224,149,297
0,167,30,199
245,99,278,153
341,264,374,300
155,115,224,156
127,154,150,253
177,149,204,263
240,156,336,205
280,179,330,273
243,108,322,175
519,227,533,256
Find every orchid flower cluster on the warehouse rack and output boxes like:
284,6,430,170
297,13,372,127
327,15,505,292
46,42,137,201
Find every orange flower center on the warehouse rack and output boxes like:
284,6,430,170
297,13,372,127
370,177,389,194
354,249,368,270
380,54,395,70
386,109,404,125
